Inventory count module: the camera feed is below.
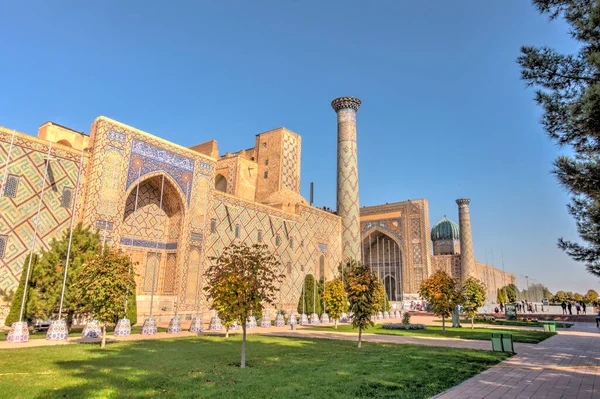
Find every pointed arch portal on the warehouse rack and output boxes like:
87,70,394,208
362,230,403,301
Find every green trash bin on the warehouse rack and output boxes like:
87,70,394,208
491,332,514,353
542,321,556,332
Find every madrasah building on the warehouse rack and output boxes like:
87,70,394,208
0,96,514,319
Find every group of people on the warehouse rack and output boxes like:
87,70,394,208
561,301,587,315
493,300,539,314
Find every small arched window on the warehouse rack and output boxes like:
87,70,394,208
319,255,325,283
215,174,227,193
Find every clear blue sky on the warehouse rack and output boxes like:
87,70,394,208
1,1,595,294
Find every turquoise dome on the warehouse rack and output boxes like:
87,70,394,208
431,217,460,241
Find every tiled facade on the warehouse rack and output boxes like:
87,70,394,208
0,101,514,318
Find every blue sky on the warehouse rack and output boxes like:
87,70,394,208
1,1,595,293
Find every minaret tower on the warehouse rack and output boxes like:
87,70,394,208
456,198,476,281
331,96,362,261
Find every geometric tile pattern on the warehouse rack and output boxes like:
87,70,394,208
281,132,300,192
456,198,475,281
204,193,341,314
332,99,361,262
0,128,86,292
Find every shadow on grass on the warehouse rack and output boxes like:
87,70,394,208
0,335,510,399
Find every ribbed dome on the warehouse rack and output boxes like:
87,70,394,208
431,216,460,241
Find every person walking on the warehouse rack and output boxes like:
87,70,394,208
576,303,581,315
583,302,587,314
596,309,600,328
561,302,567,315
568,302,573,315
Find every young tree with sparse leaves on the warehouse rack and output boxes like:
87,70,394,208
419,270,460,332
343,259,379,348
519,1,600,278
460,277,487,329
321,278,348,329
73,248,135,348
204,243,283,368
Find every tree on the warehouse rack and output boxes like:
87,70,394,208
419,270,460,332
204,243,283,368
518,1,600,277
5,254,38,326
5,224,103,326
321,278,348,329
74,248,135,348
460,277,487,329
296,274,322,315
584,289,599,304
343,259,379,348
502,284,518,303
553,290,575,304
373,279,390,312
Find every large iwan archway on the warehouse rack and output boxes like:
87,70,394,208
362,230,403,301
120,173,186,297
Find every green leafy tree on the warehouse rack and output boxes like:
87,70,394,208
5,254,39,326
0,287,14,303
373,279,390,312
543,286,553,300
321,278,348,329
343,259,379,348
296,274,322,315
74,248,136,348
584,289,599,304
501,284,517,303
573,292,585,303
204,243,283,368
553,290,575,304
518,1,600,277
6,224,104,327
460,277,487,329
419,270,460,332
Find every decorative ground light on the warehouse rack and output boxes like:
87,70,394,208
340,313,349,322
247,316,257,329
209,316,222,331
114,318,131,336
299,314,308,325
141,318,158,335
46,320,68,340
287,313,297,326
377,312,384,320
275,314,285,327
189,317,203,333
310,313,320,324
167,317,182,333
260,314,271,328
7,322,29,343
384,311,390,319
82,320,101,338
321,313,330,323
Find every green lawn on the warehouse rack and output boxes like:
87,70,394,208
449,319,574,328
0,325,168,341
304,324,555,344
0,335,508,399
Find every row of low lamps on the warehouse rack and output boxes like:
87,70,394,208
6,310,405,342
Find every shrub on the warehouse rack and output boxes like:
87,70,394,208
474,315,495,322
382,323,426,330
402,311,411,325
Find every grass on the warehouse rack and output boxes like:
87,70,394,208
450,319,574,328
304,324,555,344
0,325,168,341
0,335,508,399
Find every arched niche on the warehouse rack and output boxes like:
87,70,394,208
215,174,227,193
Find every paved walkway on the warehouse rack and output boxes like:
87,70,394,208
435,323,600,399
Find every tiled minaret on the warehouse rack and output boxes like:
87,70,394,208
332,96,362,261
456,198,475,281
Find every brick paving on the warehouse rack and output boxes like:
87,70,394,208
435,323,600,399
